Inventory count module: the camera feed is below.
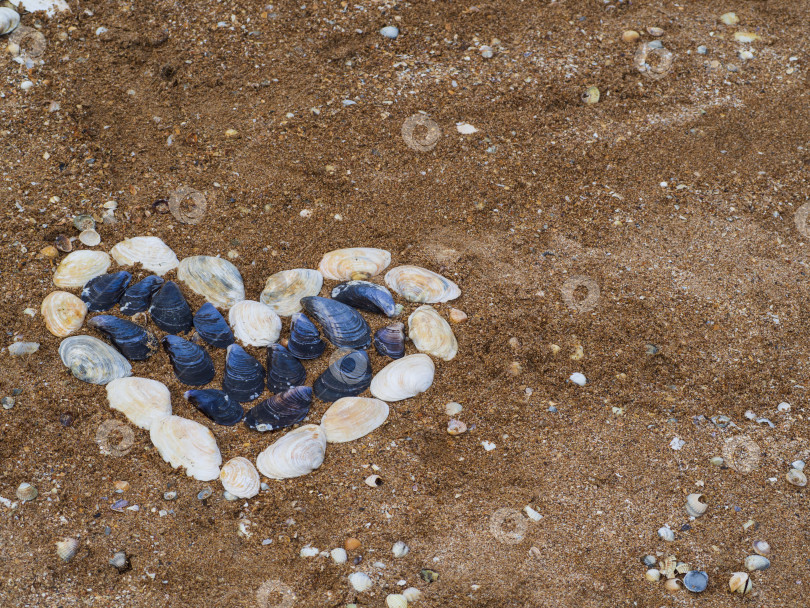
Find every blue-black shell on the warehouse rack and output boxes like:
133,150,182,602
162,335,216,386
287,312,326,360
88,315,159,361
222,343,265,403
331,280,398,317
81,271,132,313
149,281,193,334
119,275,164,315
300,296,371,350
313,349,372,402
184,389,244,426
244,386,312,432
193,302,235,348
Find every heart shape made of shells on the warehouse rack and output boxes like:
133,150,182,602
44,238,462,498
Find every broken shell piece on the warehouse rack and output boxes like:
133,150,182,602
149,415,222,481
106,377,172,430
219,457,260,499
408,305,458,361
385,265,460,303
657,525,675,542
56,538,80,562
178,255,245,309
59,335,132,385
685,493,708,518
402,588,422,603
53,250,112,289
392,541,409,558
447,419,467,435
229,300,282,347
729,572,751,595
449,308,467,323
318,247,391,281
370,354,435,402
744,554,770,572
365,474,383,487
320,397,389,443
41,291,87,337
386,594,408,608
259,269,323,316
787,468,807,487
255,424,327,480
349,572,373,592
664,578,682,592
110,236,179,276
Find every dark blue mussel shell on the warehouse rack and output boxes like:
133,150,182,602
193,302,235,348
313,349,372,403
287,312,325,360
266,344,307,393
222,343,265,403
300,296,371,350
373,322,405,360
88,315,159,361
81,271,132,313
119,275,164,315
149,281,193,334
162,335,216,386
184,389,244,426
331,280,398,317
244,386,312,432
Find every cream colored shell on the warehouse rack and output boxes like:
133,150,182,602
220,457,261,498
320,397,389,443
259,269,323,316
150,415,222,481
53,250,112,289
229,300,282,347
0,8,20,36
370,354,435,402
106,377,172,430
59,335,132,385
385,265,460,303
110,236,179,276
177,255,245,309
318,247,391,281
408,305,458,361
41,291,87,337
256,424,327,480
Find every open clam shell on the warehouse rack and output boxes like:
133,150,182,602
373,322,405,359
222,344,266,403
267,344,307,393
228,300,282,347
162,335,216,386
110,237,179,276
150,415,222,481
0,7,21,36
88,315,159,361
370,354,435,402
53,250,112,289
259,269,323,316
178,256,245,309
255,424,327,480
193,302,235,348
408,305,458,361
42,291,87,337
287,312,325,360
318,247,391,281
119,275,164,315
385,265,461,303
321,397,389,443
331,280,397,317
245,386,312,432
81,271,132,312
149,281,193,334
106,377,172,430
313,349,372,403
184,389,244,426
59,335,132,385
300,296,371,350
220,457,260,498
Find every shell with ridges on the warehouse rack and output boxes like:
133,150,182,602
184,389,244,426
119,275,164,315
59,335,132,385
287,312,326,359
408,305,458,361
331,280,397,317
321,397,389,443
149,281,193,334
259,269,323,316
53,250,112,289
177,255,245,309
106,377,172,430
729,572,751,595
386,594,408,608
685,493,708,518
110,236,179,276
222,343,266,403
255,424,327,479
162,335,216,386
220,457,260,498
313,349,372,403
81,271,131,312
370,354,435,402
300,296,371,350
56,538,80,562
149,415,222,481
244,386,312,432
88,315,159,361
266,344,307,393
193,302,235,348
385,265,460,303
228,300,281,347
318,247,391,281
0,8,21,36
374,322,406,359
42,291,87,337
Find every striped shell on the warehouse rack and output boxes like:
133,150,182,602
177,256,245,309
219,457,261,498
259,269,323,316
53,250,112,289
106,377,172,430
150,415,222,481
41,291,87,337
256,424,327,480
0,8,20,36
370,354,435,402
58,335,132,385
110,236,179,276
408,305,458,361
318,248,391,281
229,300,282,347
385,265,460,303
320,397,389,443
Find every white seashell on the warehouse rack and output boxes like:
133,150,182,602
0,8,20,36
59,335,132,385
370,354,435,402
229,300,281,347
219,457,260,498
744,554,770,571
445,401,463,415
150,415,222,481
41,291,87,337
259,269,323,316
657,525,675,542
645,568,661,582
524,505,543,521
408,305,458,361
177,255,245,309
16,482,37,502
729,572,751,594
8,341,38,356
752,540,771,556
53,250,112,289
385,265,460,303
386,594,408,608
685,493,708,518
787,468,807,487
330,548,348,564
320,397,389,443
110,237,179,276
106,377,171,430
78,229,101,247
300,545,319,558
402,588,422,602
56,538,80,562
255,424,327,480
365,474,383,487
392,541,409,558
349,572,373,592
318,247,391,281
664,578,682,592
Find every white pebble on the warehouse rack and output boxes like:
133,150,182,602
669,437,685,451
403,587,423,602
456,122,478,134
95,27,108,36
777,402,791,412
445,401,463,416
524,506,543,521
481,440,496,451
20,81,33,91
349,572,373,592
299,209,312,218
8,342,39,356
300,545,319,558
380,26,399,39
23,308,36,317
392,541,409,558
330,548,347,564
660,181,668,188
792,460,806,471
744,410,757,420
569,372,586,386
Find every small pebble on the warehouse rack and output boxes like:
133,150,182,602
380,26,399,39
727,63,739,73
392,541,409,558
548,405,558,413
710,456,725,467
481,440,496,451
331,548,347,564
73,214,95,231
262,539,273,546
647,26,664,36
163,491,177,501
224,128,240,139
622,30,640,43
300,545,319,558
299,209,312,218
445,402,463,416
223,491,239,501
114,481,130,493
447,419,467,436
2,397,15,410
647,40,664,49
20,81,33,91
720,12,739,25
8,342,39,356
40,245,59,259
569,372,587,386
777,402,791,412
197,487,212,500
697,45,708,55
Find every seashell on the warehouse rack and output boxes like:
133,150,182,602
80,271,131,312
320,397,389,443
722,435,761,473
59,335,132,385
787,468,807,487
78,229,101,247
193,302,235,348
222,343,265,403
657,525,675,542
373,322,406,359
663,578,682,592
0,7,21,36
318,247,391,281
53,250,112,289
287,312,326,359
184,389,244,426
370,354,435,402
313,349,372,403
16,482,37,502
41,291,87,337
259,269,323,316
119,275,164,315
331,548,348,564
752,540,771,556
660,555,677,579
56,538,80,562
729,572,751,595
386,594,407,608
449,308,467,323
345,538,361,551
229,300,282,347
55,234,72,253
300,296,371,349
219,457,260,498
392,541,409,558
402,588,422,603
244,386,312,432
385,265,460,303
73,214,95,231
88,315,159,360
348,572,374,592
178,255,245,309
255,424,327,479
109,551,131,573
150,415,222,481
683,571,708,593
109,236,179,275
266,344,307,393
408,305,458,361
331,280,397,317
162,335,216,386
149,281,193,334
685,493,708,518
365,474,383,487
744,554,770,572
447,419,467,435
106,377,171,430
645,569,661,582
